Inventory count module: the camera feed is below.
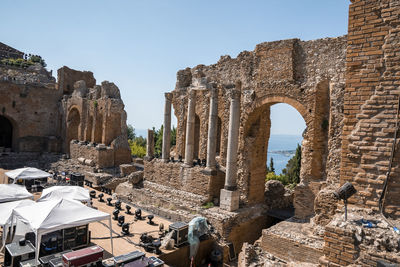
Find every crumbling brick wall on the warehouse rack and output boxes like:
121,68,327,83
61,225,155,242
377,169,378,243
340,0,400,217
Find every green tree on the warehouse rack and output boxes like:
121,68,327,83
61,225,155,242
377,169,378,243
127,124,135,140
269,157,275,173
285,144,302,184
152,125,177,157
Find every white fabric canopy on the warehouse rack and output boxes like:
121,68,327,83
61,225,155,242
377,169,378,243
37,186,90,203
11,198,113,262
0,184,34,203
0,199,35,250
5,167,51,181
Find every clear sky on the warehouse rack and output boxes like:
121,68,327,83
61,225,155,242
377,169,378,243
0,0,349,135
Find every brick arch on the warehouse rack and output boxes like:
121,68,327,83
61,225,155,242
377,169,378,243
241,96,311,205
255,95,311,125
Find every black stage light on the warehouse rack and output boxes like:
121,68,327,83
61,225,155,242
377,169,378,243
152,239,162,255
135,209,142,220
98,193,104,202
107,198,113,206
118,215,125,226
115,200,122,210
90,190,96,199
334,182,357,221
147,214,154,225
121,223,130,235
126,205,132,214
113,209,120,220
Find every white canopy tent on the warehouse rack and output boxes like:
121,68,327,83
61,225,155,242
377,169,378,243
0,184,33,203
37,186,90,203
11,198,113,262
5,167,51,183
0,199,35,250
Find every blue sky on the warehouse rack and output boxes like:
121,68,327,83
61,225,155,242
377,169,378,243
0,1,349,135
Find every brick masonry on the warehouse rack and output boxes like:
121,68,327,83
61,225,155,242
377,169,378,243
340,0,400,217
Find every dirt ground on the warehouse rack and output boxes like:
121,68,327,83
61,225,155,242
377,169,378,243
0,179,176,264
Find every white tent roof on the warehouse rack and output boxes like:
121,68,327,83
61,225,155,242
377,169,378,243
0,199,35,250
11,198,112,261
5,167,51,181
0,199,35,226
37,186,90,203
0,184,34,203
12,198,109,233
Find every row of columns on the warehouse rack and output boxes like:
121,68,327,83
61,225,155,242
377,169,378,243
153,88,241,211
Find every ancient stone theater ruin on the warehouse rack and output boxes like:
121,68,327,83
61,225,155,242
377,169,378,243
0,47,131,168
1,0,400,266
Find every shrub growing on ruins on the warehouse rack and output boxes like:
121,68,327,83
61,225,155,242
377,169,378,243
129,138,146,158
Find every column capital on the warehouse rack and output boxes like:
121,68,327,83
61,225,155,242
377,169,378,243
209,87,218,98
164,92,173,101
188,89,197,99
228,88,241,100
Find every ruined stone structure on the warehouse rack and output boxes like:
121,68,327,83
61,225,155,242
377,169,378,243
0,42,24,60
0,59,131,168
139,0,400,265
146,36,347,218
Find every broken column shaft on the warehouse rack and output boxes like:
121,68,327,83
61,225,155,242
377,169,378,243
206,87,218,171
161,92,172,161
184,89,196,167
220,88,240,211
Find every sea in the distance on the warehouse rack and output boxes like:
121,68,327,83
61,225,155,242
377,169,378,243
267,134,303,175
136,129,302,175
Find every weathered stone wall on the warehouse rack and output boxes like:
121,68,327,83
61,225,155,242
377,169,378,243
144,159,224,200
57,66,96,95
69,141,115,168
165,36,347,217
0,65,61,152
320,218,400,266
340,0,400,217
62,70,132,166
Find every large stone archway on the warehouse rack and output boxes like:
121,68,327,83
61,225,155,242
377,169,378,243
0,115,14,149
240,96,311,203
66,107,81,153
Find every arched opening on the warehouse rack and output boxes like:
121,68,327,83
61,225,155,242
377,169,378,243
193,114,200,160
266,104,306,177
0,115,13,149
94,112,103,144
243,97,311,206
86,116,93,142
66,108,81,152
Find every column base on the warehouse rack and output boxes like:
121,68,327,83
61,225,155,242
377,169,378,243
220,189,239,212
201,167,217,175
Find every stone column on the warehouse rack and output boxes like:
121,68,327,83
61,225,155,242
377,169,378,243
146,129,154,160
205,87,218,172
162,93,172,161
220,89,241,211
184,89,196,167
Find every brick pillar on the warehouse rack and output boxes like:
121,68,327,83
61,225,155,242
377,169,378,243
184,89,196,167
206,87,218,171
162,93,172,162
220,88,240,211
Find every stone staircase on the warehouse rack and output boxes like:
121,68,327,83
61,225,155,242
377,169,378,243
117,180,210,222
